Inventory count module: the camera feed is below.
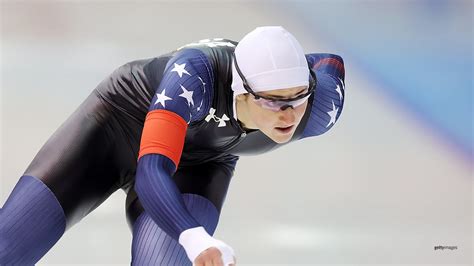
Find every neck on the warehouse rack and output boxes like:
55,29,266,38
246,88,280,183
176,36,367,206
235,96,257,130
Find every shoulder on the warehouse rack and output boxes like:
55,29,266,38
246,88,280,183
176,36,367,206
306,53,345,79
299,54,346,139
166,48,215,78
148,48,215,123
306,53,344,66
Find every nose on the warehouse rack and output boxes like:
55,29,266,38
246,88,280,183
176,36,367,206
278,105,295,123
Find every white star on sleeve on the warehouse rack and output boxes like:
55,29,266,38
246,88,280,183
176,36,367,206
179,85,194,106
171,63,191,78
326,101,339,127
338,77,345,90
335,84,344,101
197,76,207,96
197,76,206,90
154,89,172,108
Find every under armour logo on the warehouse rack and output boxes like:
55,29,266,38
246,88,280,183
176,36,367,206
205,108,229,127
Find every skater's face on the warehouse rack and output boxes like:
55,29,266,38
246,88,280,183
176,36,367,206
236,85,309,144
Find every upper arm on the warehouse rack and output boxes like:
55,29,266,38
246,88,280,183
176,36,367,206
300,53,345,139
306,53,345,81
148,49,213,122
138,49,213,168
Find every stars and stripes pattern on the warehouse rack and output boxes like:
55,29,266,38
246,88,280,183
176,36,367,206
149,49,214,124
150,50,345,136
134,49,346,249
135,48,216,244
301,54,346,138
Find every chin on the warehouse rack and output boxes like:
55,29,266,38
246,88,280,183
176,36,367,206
270,133,293,144
273,138,291,144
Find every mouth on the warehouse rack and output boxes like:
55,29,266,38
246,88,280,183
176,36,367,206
275,125,294,134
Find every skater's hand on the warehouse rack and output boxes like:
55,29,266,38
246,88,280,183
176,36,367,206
179,226,235,266
194,247,236,266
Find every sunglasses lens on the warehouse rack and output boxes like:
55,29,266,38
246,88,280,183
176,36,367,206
258,99,282,111
288,96,309,107
254,94,310,111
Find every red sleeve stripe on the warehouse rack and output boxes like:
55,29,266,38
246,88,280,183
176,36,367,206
313,57,345,75
138,109,188,168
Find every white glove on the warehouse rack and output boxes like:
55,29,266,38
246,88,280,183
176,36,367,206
179,226,235,265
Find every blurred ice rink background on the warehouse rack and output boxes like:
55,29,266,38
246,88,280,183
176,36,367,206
1,0,472,265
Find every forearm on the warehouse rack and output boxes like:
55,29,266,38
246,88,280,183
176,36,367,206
134,154,235,264
134,153,201,240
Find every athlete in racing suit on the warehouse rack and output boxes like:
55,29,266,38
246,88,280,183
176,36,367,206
0,33,345,265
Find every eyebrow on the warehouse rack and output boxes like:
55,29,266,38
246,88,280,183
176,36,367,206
263,88,307,99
